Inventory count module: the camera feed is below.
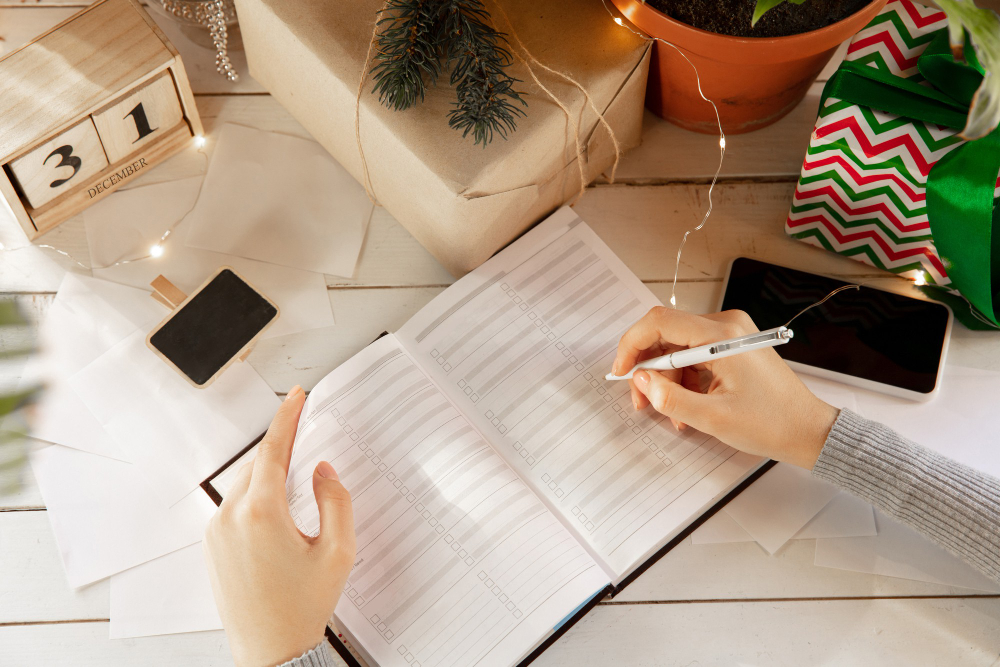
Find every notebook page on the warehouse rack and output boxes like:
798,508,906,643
275,334,608,667
397,207,761,576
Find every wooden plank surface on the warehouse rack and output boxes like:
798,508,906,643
4,1,1000,665
5,597,1000,667
536,597,1000,666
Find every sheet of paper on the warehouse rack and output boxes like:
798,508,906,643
83,176,334,340
71,330,280,504
849,365,1000,479
395,207,762,577
30,444,215,588
222,334,610,667
691,492,876,545
690,509,753,545
26,275,164,460
110,542,222,639
185,123,373,278
815,511,1000,592
793,492,876,540
723,463,840,555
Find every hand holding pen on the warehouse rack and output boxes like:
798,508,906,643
611,307,838,470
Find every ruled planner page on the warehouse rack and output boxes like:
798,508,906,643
397,207,762,577
281,334,609,667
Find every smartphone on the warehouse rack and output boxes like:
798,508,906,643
719,258,952,401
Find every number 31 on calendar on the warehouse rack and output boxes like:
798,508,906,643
8,72,184,209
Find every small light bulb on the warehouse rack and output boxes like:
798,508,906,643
149,244,164,258
614,16,624,25
194,135,206,148
719,136,726,149
669,294,677,306
913,271,927,287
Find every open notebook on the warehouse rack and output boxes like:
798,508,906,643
203,207,767,667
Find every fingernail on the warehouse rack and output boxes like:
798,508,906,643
317,460,339,480
632,395,638,410
611,361,619,376
633,370,649,390
285,385,302,401
670,417,680,430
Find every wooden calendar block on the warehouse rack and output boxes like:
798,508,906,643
0,0,202,239
92,72,184,163
7,117,110,209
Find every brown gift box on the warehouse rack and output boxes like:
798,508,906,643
233,0,651,276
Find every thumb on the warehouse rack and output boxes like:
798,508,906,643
312,461,356,565
633,369,710,429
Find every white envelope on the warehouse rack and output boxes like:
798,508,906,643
70,329,280,505
723,463,840,555
691,491,876,546
27,275,164,460
110,542,222,639
185,123,374,278
815,511,1000,592
83,176,335,340
30,444,216,588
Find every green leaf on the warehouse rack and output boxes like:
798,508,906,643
752,0,807,27
936,0,1000,139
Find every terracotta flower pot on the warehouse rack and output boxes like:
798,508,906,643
610,0,888,134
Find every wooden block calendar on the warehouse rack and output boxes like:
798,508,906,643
0,0,203,239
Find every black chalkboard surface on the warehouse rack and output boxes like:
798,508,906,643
148,268,278,386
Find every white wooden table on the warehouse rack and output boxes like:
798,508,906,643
3,2,1000,665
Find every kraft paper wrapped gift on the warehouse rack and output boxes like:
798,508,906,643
233,0,651,276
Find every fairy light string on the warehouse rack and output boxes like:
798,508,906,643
1,136,210,271
601,0,726,308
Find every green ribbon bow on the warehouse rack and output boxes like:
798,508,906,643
823,30,1000,329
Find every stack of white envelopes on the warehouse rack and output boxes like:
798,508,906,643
17,123,376,639
691,372,1000,594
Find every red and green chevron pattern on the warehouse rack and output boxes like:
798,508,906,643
786,0,1000,288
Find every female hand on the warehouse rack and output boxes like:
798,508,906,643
611,308,839,469
204,386,356,667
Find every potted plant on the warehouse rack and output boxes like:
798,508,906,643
610,0,888,133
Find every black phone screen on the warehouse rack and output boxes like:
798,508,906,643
149,269,278,386
720,258,950,395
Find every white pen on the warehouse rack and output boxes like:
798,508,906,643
605,326,795,381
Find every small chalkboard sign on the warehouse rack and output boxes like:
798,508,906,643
146,267,279,387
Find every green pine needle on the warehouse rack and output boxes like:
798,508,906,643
371,0,444,111
370,0,527,146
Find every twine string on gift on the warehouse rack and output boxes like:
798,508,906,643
354,3,386,205
599,0,726,309
490,0,624,189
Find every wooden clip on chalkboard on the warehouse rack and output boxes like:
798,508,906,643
146,267,279,388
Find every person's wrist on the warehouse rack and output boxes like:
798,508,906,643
781,399,839,470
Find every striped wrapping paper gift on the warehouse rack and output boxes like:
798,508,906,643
785,0,1000,289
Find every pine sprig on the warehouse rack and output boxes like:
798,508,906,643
369,0,528,146
371,0,443,111
440,0,527,146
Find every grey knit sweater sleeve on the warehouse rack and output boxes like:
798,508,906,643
279,641,339,667
813,408,1000,583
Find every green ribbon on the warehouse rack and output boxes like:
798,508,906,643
821,30,1000,328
